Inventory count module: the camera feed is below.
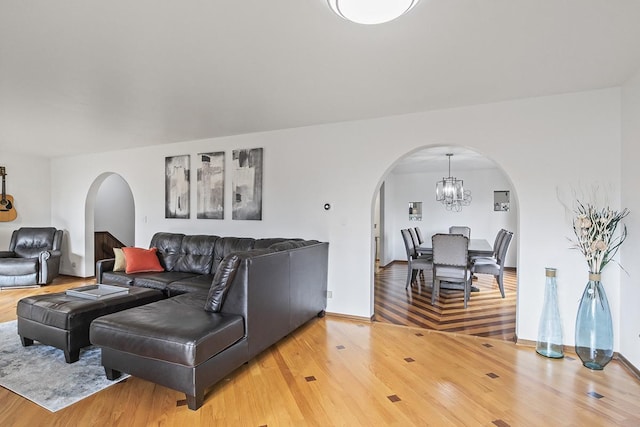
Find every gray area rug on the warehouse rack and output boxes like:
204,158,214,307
0,320,128,412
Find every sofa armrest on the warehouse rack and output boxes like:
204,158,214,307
38,249,62,285
96,258,115,283
221,243,328,360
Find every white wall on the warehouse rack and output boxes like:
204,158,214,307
0,151,51,244
50,88,622,347
621,68,640,368
384,167,517,267
94,174,135,246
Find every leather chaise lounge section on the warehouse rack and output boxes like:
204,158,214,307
90,232,329,410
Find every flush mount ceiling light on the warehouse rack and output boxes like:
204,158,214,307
327,0,419,25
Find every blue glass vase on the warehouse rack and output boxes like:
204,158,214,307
536,268,564,358
574,273,613,370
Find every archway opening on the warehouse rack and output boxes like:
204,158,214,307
84,173,135,277
372,145,519,341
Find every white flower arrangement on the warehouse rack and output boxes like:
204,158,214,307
571,201,629,274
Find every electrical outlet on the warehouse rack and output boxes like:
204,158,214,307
327,291,333,298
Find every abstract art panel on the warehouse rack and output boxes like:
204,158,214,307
232,148,263,220
196,152,225,219
165,155,190,219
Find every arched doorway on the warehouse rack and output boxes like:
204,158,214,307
372,145,519,340
84,173,135,277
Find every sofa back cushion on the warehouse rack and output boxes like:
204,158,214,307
204,254,241,312
148,233,254,274
173,235,219,274
144,234,317,277
11,227,58,258
253,238,297,249
269,240,320,252
150,233,185,271
212,237,255,272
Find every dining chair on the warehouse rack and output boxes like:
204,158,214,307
471,230,513,298
401,229,432,289
449,226,471,239
470,228,507,264
407,228,429,278
411,227,432,278
431,233,472,308
414,227,424,245
408,228,421,257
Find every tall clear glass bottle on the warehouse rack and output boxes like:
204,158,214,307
536,268,564,358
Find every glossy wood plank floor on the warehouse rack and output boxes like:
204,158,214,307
1,276,639,426
374,263,517,341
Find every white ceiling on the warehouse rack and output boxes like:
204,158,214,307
392,146,496,174
1,1,640,159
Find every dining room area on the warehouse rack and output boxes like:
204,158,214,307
373,147,518,342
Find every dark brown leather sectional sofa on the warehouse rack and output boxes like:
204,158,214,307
90,232,329,410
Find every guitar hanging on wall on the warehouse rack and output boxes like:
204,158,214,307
0,167,17,221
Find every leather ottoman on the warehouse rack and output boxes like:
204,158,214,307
17,285,164,363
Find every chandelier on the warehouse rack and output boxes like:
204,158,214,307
327,0,420,25
435,153,472,212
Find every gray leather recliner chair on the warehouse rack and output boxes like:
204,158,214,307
0,227,63,287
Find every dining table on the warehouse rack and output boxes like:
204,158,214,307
416,238,493,257
416,238,493,292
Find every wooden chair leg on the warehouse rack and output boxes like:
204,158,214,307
497,271,505,298
431,278,439,305
405,265,413,289
464,280,470,309
411,269,418,284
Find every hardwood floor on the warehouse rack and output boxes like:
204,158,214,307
1,276,639,426
374,262,517,341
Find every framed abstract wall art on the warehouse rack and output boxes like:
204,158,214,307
232,148,263,220
165,155,190,219
196,152,225,219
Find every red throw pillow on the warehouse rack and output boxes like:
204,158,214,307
122,247,164,274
